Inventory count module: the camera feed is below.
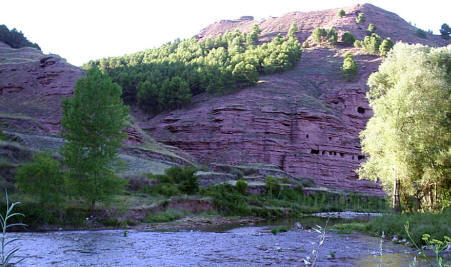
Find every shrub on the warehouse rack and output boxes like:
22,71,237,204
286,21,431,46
341,52,358,81
203,184,250,215
355,13,366,24
416,28,427,39
362,33,382,55
337,9,346,18
265,176,281,197
312,27,337,45
235,179,248,195
327,28,338,45
440,23,450,39
367,23,376,33
354,40,362,48
379,37,394,56
149,166,199,195
15,152,65,207
341,31,355,46
312,27,328,44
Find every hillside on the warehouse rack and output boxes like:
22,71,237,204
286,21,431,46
133,3,450,195
1,3,449,196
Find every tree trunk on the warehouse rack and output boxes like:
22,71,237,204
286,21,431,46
393,179,402,212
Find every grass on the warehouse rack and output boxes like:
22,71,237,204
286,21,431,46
271,226,288,235
143,209,186,223
332,209,451,245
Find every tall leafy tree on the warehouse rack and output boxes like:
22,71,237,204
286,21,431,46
61,67,129,211
440,23,450,39
359,43,451,211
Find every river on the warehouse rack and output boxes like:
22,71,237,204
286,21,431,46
9,222,425,266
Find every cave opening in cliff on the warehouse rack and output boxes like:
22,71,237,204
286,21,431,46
310,149,319,154
357,107,365,114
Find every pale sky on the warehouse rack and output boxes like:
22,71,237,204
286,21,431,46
2,0,449,66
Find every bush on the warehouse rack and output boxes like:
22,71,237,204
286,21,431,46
265,176,281,197
379,37,394,56
149,166,199,195
367,23,376,33
312,27,337,45
416,28,427,39
354,40,362,48
440,23,450,39
337,9,346,18
362,33,382,55
341,31,355,46
235,179,248,195
341,53,358,81
15,152,65,207
312,27,328,44
355,13,366,24
203,184,250,215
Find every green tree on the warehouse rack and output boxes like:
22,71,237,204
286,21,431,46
341,52,358,81
416,28,427,39
232,61,258,86
337,9,346,18
356,13,366,24
341,31,355,46
15,153,65,207
248,24,261,45
439,23,450,39
367,23,376,33
61,67,129,211
362,33,382,55
359,43,451,211
327,27,338,45
379,37,394,56
312,27,328,44
287,22,298,38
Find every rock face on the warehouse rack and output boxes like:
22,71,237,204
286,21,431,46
135,4,450,195
0,43,84,134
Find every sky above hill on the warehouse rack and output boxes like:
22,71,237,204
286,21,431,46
2,0,449,66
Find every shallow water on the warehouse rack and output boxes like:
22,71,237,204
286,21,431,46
10,224,426,266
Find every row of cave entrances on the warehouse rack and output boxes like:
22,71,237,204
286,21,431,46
310,149,365,161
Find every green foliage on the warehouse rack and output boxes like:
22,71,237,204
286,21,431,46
440,23,450,39
287,22,298,38
144,208,185,223
337,9,346,18
202,184,250,215
265,176,281,197
367,23,376,33
416,28,427,39
341,52,358,81
378,37,394,56
86,30,302,113
0,24,40,50
0,191,26,266
361,33,382,55
235,179,248,195
354,40,362,48
341,31,355,46
0,128,5,141
360,43,451,211
355,13,366,24
61,67,129,210
312,27,337,45
149,166,199,195
15,153,65,207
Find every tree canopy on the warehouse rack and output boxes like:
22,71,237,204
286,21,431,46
85,28,302,113
61,67,129,210
359,43,451,211
0,24,40,50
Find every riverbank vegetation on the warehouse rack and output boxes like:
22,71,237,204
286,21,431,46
359,43,450,212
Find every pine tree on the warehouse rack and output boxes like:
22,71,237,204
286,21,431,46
61,67,129,211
